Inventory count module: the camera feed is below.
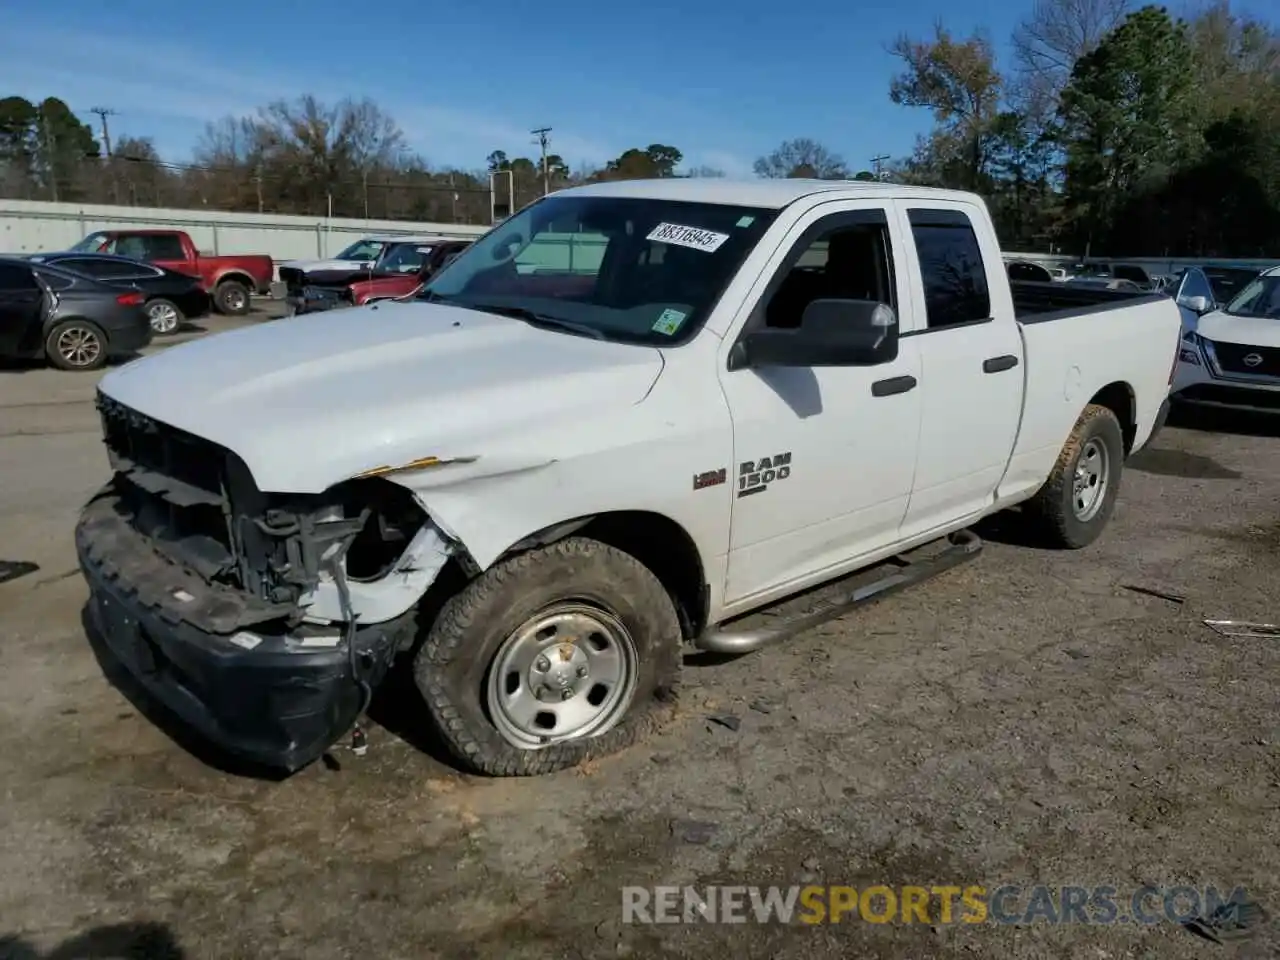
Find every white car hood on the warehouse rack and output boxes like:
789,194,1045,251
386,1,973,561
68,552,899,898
279,258,366,274
1195,311,1280,348
98,302,665,493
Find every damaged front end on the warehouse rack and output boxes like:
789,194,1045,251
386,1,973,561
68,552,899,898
76,392,453,770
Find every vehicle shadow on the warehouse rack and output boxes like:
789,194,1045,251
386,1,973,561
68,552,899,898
971,505,1057,550
0,921,184,959
79,604,291,783
1168,402,1280,439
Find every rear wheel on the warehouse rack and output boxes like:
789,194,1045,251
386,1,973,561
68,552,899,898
214,279,251,316
1025,403,1125,548
45,319,107,372
145,298,182,335
414,537,682,776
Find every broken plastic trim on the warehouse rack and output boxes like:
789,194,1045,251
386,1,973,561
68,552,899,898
352,455,479,480
1203,620,1280,639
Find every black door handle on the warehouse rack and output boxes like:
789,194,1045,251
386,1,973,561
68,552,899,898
983,354,1019,373
871,375,918,397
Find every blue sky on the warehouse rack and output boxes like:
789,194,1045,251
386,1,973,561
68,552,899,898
0,0,1142,177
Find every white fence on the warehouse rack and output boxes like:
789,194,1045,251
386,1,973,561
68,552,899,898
2,198,1276,281
0,199,490,263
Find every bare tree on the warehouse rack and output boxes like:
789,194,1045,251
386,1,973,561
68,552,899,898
753,139,848,178
889,25,1003,189
1011,0,1131,109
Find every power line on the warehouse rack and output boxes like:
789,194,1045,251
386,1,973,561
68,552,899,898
531,126,552,196
870,154,891,181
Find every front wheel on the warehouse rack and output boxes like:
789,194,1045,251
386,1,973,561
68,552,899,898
414,537,682,776
1025,403,1125,549
214,279,251,316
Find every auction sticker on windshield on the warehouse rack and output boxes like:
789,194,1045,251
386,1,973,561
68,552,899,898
652,308,688,335
647,222,730,253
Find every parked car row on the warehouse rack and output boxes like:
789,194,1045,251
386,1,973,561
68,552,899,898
2,227,476,371
275,235,475,316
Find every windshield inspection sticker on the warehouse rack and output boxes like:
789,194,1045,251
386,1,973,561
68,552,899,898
652,308,687,335
647,222,730,253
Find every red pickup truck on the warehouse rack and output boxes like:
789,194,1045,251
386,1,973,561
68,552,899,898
69,230,275,316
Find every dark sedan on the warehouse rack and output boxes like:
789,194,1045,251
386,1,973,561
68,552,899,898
27,252,211,335
0,257,152,371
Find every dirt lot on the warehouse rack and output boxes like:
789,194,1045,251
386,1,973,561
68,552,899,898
1,311,1278,959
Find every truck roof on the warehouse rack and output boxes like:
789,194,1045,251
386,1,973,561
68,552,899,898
562,178,981,209
367,234,473,244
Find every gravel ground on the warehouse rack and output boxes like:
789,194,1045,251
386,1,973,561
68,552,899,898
1,313,1278,959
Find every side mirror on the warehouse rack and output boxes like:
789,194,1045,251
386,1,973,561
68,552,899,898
1178,294,1211,314
732,299,899,370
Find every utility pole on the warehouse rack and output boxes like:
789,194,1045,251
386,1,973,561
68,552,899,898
531,126,552,196
870,154,890,182
90,107,117,158
40,112,59,202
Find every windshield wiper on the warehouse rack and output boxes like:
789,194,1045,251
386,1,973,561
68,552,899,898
461,301,606,340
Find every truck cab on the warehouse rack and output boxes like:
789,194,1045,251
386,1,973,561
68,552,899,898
76,179,1182,778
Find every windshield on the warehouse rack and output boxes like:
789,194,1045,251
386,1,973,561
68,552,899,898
422,194,777,345
335,239,387,262
1224,275,1280,319
70,232,111,253
379,242,431,273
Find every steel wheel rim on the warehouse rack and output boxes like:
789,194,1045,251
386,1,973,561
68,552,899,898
1072,437,1109,521
486,601,639,750
148,302,179,333
56,326,102,367
223,287,247,311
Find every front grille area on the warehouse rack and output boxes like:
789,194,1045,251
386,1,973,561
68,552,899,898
96,392,239,584
279,266,306,293
1208,340,1280,377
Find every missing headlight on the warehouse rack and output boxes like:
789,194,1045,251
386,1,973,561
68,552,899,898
334,479,429,582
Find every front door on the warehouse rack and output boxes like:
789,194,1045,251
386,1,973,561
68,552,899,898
0,262,46,354
717,202,923,609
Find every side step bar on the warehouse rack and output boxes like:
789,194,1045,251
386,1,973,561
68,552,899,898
693,529,983,655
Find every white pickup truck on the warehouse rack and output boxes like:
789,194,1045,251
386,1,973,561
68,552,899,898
76,179,1182,776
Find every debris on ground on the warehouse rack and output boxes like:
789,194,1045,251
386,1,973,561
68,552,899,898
670,819,718,844
707,713,741,732
1182,897,1269,944
748,699,773,715
0,560,39,585
1122,583,1186,604
1203,620,1280,639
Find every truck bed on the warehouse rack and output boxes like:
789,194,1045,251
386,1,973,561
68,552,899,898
1011,280,1165,322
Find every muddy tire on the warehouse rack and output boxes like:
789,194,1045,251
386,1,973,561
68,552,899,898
1025,403,1125,549
414,537,682,776
44,318,107,371
214,279,251,316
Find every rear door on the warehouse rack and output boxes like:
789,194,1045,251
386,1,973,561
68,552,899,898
895,204,1025,539
0,262,46,354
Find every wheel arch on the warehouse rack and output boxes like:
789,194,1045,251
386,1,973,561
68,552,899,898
493,510,710,641
1087,380,1137,453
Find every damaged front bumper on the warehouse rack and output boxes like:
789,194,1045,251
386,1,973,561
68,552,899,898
76,490,410,771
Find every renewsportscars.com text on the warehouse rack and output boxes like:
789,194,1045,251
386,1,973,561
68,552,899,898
622,884,1250,926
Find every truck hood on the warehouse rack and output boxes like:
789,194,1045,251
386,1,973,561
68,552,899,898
98,302,665,493
279,258,366,274
1196,311,1280,348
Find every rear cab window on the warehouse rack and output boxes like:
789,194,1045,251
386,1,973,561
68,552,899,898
905,208,991,330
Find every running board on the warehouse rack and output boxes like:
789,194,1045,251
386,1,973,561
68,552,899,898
694,530,983,655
